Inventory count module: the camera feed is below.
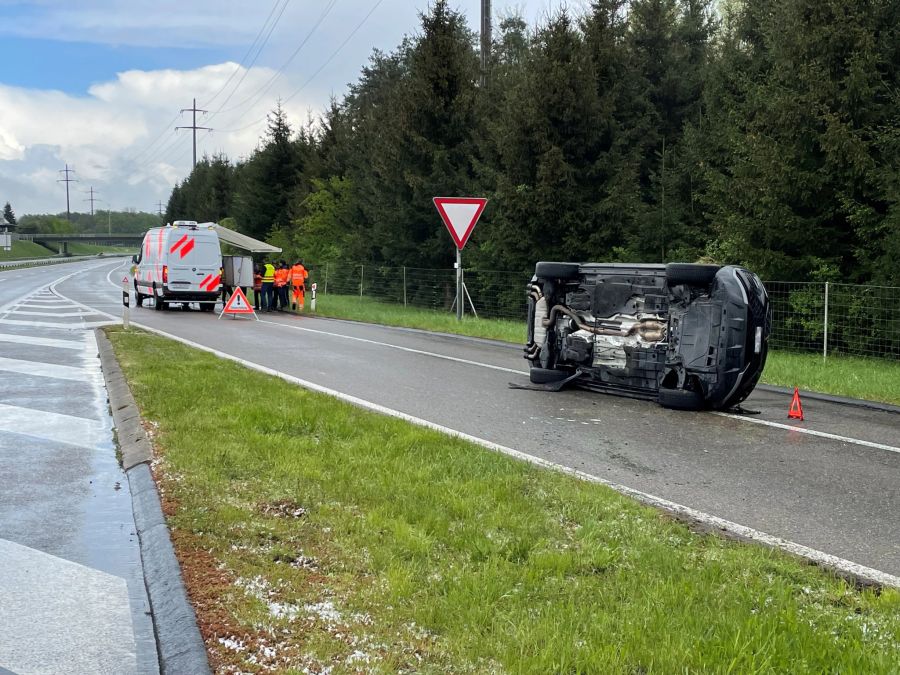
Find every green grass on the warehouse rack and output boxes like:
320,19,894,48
310,294,898,405
107,327,900,674
0,240,55,260
763,351,900,405
65,242,136,256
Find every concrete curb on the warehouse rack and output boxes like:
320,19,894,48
756,384,900,415
96,329,211,675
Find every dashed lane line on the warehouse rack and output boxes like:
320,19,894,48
259,318,526,375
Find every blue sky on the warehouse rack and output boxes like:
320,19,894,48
0,0,573,215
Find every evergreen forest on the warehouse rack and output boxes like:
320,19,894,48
164,0,900,284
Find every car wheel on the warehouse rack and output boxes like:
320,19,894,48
665,263,720,287
153,285,165,311
535,262,580,281
529,367,570,384
657,387,705,410
200,303,214,312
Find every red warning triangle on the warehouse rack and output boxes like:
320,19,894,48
433,197,488,250
788,387,804,420
220,287,257,319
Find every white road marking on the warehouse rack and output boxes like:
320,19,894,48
0,538,137,675
0,403,108,446
0,332,85,350
0,355,94,381
15,303,81,309
10,310,94,318
713,413,900,455
260,319,526,375
0,318,113,329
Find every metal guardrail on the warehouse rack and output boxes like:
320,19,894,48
316,263,900,360
0,254,131,271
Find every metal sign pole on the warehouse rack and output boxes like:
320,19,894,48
456,248,463,321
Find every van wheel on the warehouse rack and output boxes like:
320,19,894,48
153,286,165,311
200,303,215,312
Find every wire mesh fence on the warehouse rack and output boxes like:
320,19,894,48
317,263,526,320
313,263,900,359
767,281,900,358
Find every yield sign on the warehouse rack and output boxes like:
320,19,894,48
433,197,487,250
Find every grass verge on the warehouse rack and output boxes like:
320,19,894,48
308,295,900,405
0,240,55,260
107,326,899,674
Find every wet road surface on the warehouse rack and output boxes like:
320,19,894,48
53,259,900,579
0,260,157,674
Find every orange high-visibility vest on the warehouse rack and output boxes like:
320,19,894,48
289,264,307,286
274,268,289,287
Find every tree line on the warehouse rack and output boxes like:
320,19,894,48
166,0,900,285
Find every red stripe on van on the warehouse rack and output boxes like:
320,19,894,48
179,238,195,258
169,234,189,253
207,275,221,290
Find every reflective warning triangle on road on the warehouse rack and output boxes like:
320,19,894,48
219,287,257,320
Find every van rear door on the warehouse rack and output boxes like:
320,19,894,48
167,232,221,293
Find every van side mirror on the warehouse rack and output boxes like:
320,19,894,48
132,254,139,264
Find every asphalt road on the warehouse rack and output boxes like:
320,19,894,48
55,259,900,579
0,259,157,674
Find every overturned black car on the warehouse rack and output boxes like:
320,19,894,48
524,262,771,410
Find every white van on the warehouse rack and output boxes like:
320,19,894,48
133,221,222,311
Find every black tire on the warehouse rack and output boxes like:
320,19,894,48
657,387,705,410
665,263,720,287
153,286,165,311
535,262,580,281
529,367,570,384
200,303,215,312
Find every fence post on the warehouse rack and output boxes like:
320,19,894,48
823,281,829,362
360,265,364,299
403,266,407,307
323,263,328,295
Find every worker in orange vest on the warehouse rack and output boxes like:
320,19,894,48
289,260,309,311
274,260,290,311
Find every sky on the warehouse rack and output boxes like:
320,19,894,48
0,0,576,217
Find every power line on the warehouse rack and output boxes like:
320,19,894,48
57,164,77,221
205,0,293,118
209,0,338,121
217,0,384,135
201,0,289,109
121,111,182,170
83,186,99,216
175,98,213,169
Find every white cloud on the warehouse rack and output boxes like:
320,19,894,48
0,63,319,215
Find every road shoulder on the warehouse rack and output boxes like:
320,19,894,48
96,329,210,675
